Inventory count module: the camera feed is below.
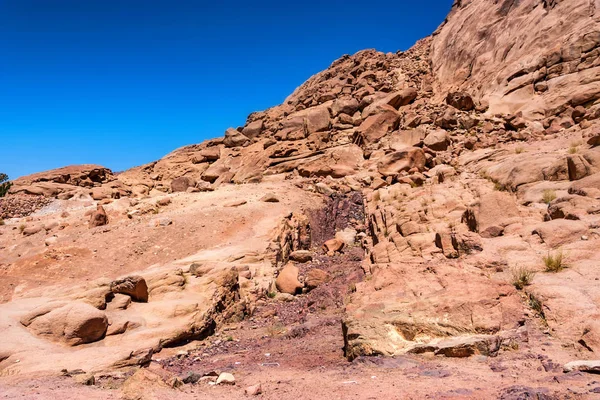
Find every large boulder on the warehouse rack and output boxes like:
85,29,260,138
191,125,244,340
331,97,360,117
357,110,400,144
389,129,426,150
446,92,475,111
305,269,330,290
383,88,418,109
242,120,264,139
275,264,302,295
377,148,426,176
223,128,250,148
362,89,417,117
171,176,195,192
423,129,450,151
20,302,108,346
305,105,331,134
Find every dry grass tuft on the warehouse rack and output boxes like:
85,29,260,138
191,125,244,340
541,189,556,204
543,250,565,272
511,266,535,290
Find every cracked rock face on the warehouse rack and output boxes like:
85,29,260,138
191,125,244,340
431,0,600,118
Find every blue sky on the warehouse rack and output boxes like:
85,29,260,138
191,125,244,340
0,0,451,178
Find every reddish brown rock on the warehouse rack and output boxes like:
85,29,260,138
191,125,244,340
89,205,109,228
275,264,302,295
377,148,426,176
305,269,330,290
322,238,344,254
110,275,149,302
223,127,250,148
171,176,195,192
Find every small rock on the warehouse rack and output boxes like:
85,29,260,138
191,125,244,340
563,360,600,373
245,384,262,395
323,238,344,254
289,250,312,263
22,225,43,236
260,193,279,202
239,270,252,279
182,371,202,384
107,293,131,310
216,372,235,385
89,205,109,228
315,182,334,196
73,373,95,386
110,275,149,302
156,197,171,206
224,200,247,207
154,217,173,227
45,236,58,246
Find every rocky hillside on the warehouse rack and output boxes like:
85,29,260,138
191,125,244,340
2,0,600,398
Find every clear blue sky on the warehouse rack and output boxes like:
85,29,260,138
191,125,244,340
0,0,451,179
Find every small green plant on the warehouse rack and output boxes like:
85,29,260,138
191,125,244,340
543,250,565,272
226,335,233,342
0,173,11,198
267,291,277,299
515,147,524,154
511,266,535,290
568,145,578,154
541,189,556,204
18,224,25,233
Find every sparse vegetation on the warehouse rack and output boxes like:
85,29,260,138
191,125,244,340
529,293,547,325
541,189,556,204
494,182,509,191
568,145,578,154
267,291,277,299
18,224,25,233
543,250,565,272
266,322,285,337
515,146,524,154
0,173,11,198
511,266,535,290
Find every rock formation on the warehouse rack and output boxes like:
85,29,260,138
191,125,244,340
1,0,600,398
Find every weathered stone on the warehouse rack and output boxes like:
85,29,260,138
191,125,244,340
289,250,312,263
89,205,108,228
377,148,426,176
276,264,302,295
223,127,249,148
21,302,108,346
305,269,330,290
110,275,149,302
171,176,195,192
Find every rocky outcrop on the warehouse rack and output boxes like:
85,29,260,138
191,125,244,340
20,302,108,346
431,0,600,120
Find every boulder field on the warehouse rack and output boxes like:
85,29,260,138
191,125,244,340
2,0,600,398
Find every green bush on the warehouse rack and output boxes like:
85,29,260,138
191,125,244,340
0,173,12,198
